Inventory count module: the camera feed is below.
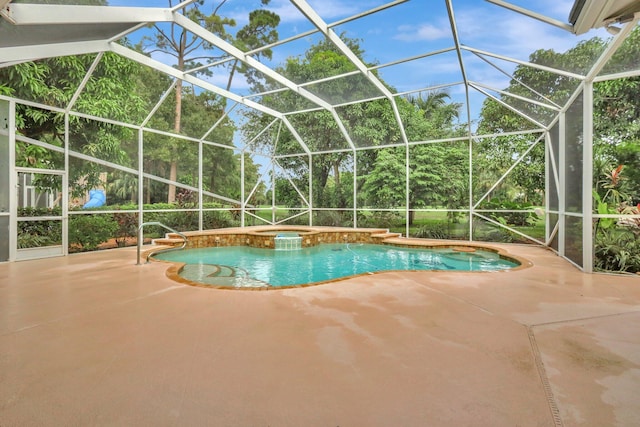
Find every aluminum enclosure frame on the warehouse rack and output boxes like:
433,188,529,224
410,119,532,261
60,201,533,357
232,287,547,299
1,0,640,272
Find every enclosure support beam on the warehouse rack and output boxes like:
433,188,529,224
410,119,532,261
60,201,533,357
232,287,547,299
240,152,245,228
138,128,144,239
62,113,69,256
198,140,203,231
353,152,358,229
308,155,313,226
558,112,566,257
1,100,17,261
271,159,276,225
582,82,594,273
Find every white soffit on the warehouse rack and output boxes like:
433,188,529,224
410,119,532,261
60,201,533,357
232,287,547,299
570,0,640,34
0,4,171,63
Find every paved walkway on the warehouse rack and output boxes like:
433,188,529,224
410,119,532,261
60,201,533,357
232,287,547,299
1,243,639,426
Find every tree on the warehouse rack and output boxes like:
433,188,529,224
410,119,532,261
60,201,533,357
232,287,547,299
473,37,609,206
244,36,406,208
243,36,468,221
476,26,640,207
143,0,279,203
408,90,461,128
0,52,148,197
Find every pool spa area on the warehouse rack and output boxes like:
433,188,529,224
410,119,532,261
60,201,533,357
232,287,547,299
150,227,525,289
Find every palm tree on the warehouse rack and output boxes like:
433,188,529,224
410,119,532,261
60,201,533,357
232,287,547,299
408,90,460,124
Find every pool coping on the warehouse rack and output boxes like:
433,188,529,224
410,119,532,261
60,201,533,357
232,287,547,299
146,226,533,290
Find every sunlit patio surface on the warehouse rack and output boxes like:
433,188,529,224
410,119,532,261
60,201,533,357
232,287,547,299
1,240,639,426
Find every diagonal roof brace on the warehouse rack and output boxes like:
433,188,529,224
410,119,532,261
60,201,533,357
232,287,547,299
0,40,110,64
110,43,283,120
289,0,409,146
171,12,360,152
172,12,334,113
289,0,394,100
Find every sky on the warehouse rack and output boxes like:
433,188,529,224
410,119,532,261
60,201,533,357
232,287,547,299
110,0,605,89
93,0,616,184
106,0,610,147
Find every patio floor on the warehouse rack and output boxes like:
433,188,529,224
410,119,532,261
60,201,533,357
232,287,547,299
1,242,639,426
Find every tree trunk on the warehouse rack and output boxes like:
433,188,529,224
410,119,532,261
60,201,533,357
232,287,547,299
168,49,184,204
145,178,151,204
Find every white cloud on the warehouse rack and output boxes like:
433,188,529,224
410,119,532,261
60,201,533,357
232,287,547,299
394,23,451,42
454,5,584,60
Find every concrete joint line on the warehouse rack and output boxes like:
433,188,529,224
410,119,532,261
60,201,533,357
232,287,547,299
528,309,640,328
527,325,564,427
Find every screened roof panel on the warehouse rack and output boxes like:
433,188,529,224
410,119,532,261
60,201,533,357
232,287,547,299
0,22,133,48
599,23,640,76
287,109,352,152
336,98,402,149
375,50,464,94
454,1,608,75
500,0,573,24
251,88,319,114
305,0,392,23
253,31,327,74
464,51,582,111
331,0,456,67
1,0,639,157
303,73,384,106
136,22,232,74
189,61,287,96
471,85,557,128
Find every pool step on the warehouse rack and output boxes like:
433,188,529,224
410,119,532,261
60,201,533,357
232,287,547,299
208,265,235,277
179,264,269,288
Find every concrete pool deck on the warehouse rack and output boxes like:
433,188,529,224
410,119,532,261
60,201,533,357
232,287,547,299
1,242,639,426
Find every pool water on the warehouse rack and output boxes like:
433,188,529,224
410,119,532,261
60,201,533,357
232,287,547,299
154,243,519,288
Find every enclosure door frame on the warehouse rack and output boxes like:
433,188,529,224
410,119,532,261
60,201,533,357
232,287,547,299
14,167,68,261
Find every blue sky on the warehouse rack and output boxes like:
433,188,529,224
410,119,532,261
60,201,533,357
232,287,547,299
103,0,612,182
110,0,609,135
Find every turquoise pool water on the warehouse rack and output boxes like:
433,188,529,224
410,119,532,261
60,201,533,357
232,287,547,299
154,243,519,288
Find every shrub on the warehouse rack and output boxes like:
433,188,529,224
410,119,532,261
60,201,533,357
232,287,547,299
69,214,118,251
17,208,62,248
595,228,640,273
203,210,234,229
357,211,402,228
113,212,138,247
482,200,537,226
414,223,451,239
314,211,351,227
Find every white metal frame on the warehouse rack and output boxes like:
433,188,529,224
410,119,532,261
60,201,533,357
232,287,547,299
0,1,638,272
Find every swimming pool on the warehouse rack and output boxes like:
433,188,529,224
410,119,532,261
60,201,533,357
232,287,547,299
153,243,520,288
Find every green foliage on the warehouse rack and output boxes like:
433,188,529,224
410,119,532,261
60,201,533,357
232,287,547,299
1,52,148,197
414,223,454,240
357,211,402,229
314,211,351,227
17,207,63,248
17,208,63,248
244,35,466,217
482,200,537,226
68,214,118,251
113,212,138,247
359,142,469,224
595,228,640,273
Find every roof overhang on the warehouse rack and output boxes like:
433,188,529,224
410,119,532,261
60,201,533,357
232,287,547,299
570,0,640,34
0,3,174,65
